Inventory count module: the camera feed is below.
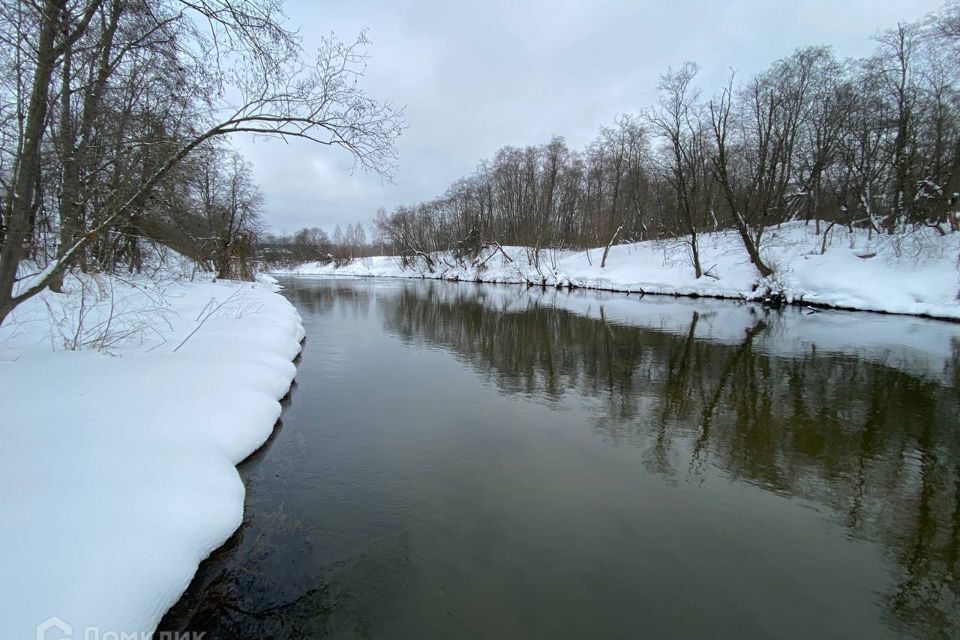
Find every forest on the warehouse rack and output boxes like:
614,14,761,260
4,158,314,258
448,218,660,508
362,4,960,280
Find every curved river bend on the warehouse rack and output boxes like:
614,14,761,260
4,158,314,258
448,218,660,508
161,277,960,639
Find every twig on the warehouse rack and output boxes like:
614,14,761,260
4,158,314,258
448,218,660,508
173,286,244,352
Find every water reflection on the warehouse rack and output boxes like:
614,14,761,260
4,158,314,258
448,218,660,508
163,278,960,639
376,281,960,638
281,279,376,320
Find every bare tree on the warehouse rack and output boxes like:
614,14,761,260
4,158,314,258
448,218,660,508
0,0,404,325
648,62,710,277
709,73,775,278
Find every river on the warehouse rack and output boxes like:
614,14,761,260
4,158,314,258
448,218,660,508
160,277,960,639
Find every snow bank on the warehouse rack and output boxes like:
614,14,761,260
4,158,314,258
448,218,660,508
0,269,304,638
278,222,960,320
410,282,960,380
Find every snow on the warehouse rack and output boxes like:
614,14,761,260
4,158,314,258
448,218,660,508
410,283,960,380
0,260,304,639
279,222,960,320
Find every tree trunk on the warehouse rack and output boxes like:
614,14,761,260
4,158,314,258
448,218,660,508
600,225,622,268
49,25,74,293
730,209,773,278
49,0,122,293
0,0,65,326
712,163,774,278
690,231,703,278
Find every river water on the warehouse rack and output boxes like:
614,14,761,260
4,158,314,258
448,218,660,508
161,277,960,639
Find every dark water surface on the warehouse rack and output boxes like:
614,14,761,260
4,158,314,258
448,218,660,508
161,277,960,639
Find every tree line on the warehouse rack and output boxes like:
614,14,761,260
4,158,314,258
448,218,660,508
259,221,386,267
375,4,960,279
0,0,403,325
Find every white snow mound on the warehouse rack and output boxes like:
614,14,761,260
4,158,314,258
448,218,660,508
0,270,304,638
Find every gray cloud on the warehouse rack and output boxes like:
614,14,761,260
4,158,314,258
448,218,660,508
241,0,944,234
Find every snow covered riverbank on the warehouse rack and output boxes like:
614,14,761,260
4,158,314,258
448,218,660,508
0,264,304,638
396,281,960,382
279,222,960,320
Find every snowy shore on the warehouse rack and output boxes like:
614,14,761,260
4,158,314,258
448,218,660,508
401,282,960,382
279,222,960,321
0,264,304,638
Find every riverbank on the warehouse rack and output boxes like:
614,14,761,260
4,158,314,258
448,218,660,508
279,222,960,320
0,258,304,639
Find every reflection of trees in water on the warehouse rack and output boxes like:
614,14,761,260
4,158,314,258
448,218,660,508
950,338,960,400
381,283,653,404
278,278,375,320
381,281,960,638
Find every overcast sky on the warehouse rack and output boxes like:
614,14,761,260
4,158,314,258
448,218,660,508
237,0,945,235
